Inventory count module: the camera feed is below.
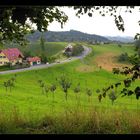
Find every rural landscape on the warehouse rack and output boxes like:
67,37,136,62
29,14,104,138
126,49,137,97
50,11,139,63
0,6,140,134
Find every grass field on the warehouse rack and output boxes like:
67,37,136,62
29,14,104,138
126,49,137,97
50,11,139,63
0,43,140,134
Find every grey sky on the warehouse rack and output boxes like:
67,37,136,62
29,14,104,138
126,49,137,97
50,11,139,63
48,6,140,37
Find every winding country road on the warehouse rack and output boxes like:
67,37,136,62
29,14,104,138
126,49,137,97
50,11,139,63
0,46,92,75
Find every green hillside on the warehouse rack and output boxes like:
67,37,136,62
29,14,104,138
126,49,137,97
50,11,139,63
26,30,110,43
0,43,140,134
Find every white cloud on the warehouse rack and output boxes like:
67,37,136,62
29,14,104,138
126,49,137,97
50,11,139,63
48,6,140,37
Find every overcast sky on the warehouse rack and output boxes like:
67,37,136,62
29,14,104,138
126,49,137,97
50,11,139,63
47,6,140,37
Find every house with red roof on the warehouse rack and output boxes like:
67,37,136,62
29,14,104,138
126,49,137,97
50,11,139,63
0,48,24,66
26,56,41,66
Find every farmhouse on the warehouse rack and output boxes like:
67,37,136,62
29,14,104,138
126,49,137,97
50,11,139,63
63,44,73,56
0,48,24,66
26,56,41,66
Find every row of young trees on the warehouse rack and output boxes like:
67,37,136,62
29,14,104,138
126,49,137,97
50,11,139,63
1,68,139,109
1,69,139,108
3,74,17,93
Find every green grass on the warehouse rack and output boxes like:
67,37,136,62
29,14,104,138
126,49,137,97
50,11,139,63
0,42,140,133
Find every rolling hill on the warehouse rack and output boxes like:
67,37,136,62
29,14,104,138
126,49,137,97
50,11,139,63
106,36,134,43
0,43,139,134
26,30,110,43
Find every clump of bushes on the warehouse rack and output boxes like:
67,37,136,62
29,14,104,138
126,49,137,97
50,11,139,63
71,44,84,56
118,52,140,65
6,61,30,70
118,53,129,62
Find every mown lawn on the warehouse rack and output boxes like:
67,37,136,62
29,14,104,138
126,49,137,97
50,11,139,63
0,43,140,134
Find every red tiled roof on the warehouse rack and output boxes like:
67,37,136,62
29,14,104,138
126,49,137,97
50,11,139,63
26,57,41,62
1,48,24,61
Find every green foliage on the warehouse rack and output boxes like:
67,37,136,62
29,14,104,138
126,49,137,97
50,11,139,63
50,84,56,101
98,94,102,103
96,89,100,94
38,80,45,94
74,83,81,93
123,78,131,88
40,33,46,52
86,88,92,96
109,90,117,105
0,7,68,45
112,68,120,74
118,53,129,62
23,50,32,58
3,76,16,93
58,74,72,101
129,54,140,65
44,86,49,96
118,44,122,47
40,54,48,63
127,40,140,65
72,44,84,56
135,39,140,56
1,6,138,45
0,65,12,71
134,87,140,100
50,84,56,93
111,62,140,100
121,88,134,97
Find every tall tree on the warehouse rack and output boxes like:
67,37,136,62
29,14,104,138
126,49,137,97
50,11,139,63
40,33,45,52
0,6,68,45
1,6,140,45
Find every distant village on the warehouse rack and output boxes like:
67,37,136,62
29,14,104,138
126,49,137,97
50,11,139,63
0,44,79,69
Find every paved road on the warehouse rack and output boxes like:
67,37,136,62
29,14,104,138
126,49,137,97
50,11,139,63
0,46,92,75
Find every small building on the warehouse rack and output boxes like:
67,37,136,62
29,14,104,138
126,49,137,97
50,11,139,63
0,48,24,66
26,56,41,66
63,44,73,56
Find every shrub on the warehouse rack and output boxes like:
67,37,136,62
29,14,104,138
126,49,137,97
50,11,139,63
72,44,84,56
118,44,122,47
23,50,32,58
118,53,129,62
129,54,140,65
40,54,48,63
58,74,72,101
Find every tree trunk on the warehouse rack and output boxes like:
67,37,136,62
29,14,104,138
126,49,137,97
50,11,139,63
10,86,11,92
53,92,55,102
42,88,44,94
112,100,114,105
6,87,7,93
65,92,68,101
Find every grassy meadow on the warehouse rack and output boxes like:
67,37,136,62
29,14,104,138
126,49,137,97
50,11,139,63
0,43,140,134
